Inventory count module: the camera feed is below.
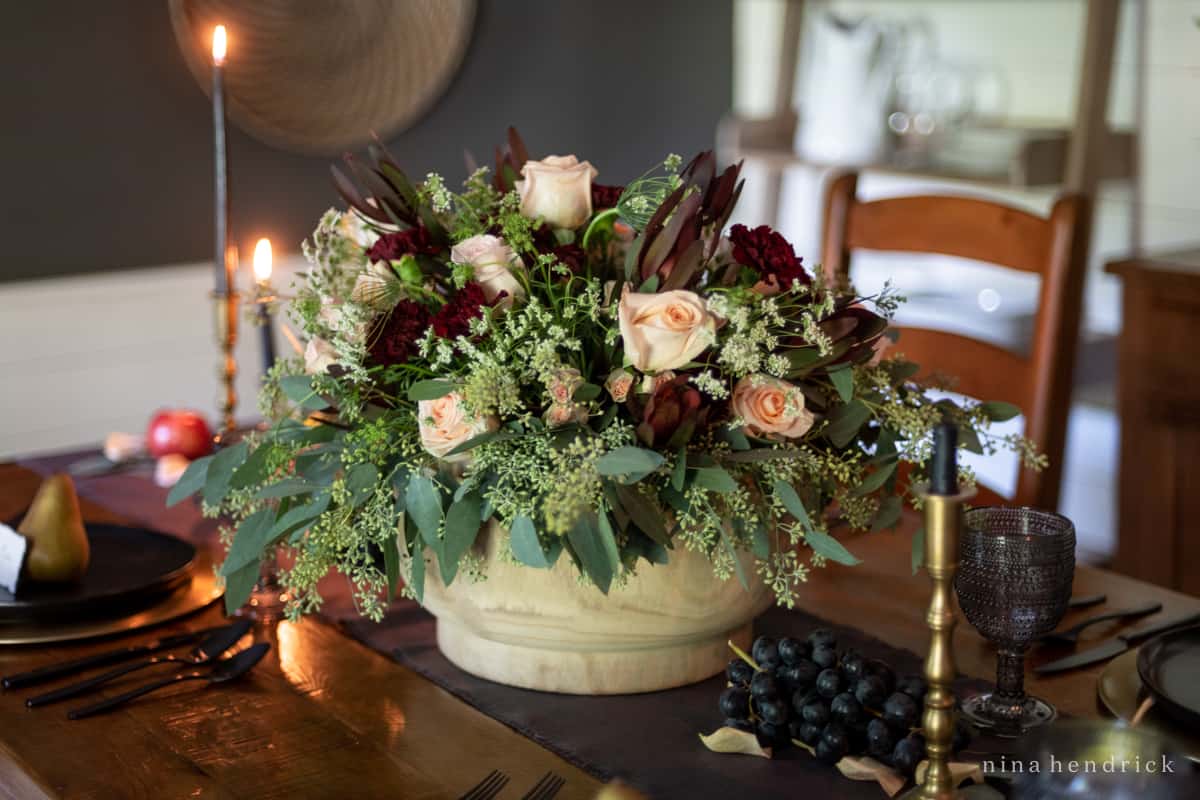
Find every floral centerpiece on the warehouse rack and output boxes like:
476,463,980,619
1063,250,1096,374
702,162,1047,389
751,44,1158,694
171,129,1039,692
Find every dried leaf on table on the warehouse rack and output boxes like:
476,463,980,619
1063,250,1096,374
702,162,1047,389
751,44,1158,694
836,754,906,797
698,727,772,759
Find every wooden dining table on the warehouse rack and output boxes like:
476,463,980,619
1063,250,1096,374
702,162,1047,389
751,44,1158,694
1,460,1197,799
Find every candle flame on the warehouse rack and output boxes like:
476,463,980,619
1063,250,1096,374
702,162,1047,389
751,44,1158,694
253,238,272,283
212,25,227,65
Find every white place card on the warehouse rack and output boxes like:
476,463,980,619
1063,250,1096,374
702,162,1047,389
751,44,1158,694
0,523,27,594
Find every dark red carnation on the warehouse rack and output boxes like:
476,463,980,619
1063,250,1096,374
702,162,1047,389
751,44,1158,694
366,226,441,263
591,183,624,210
369,300,431,367
728,224,811,289
431,282,490,340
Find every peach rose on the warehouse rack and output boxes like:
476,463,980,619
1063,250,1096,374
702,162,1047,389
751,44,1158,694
450,234,526,309
544,402,587,428
417,392,499,462
605,368,634,403
546,367,584,405
618,286,717,373
732,375,815,439
517,155,598,229
304,337,338,375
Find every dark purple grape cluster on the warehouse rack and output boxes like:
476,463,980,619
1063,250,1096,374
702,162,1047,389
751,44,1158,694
718,631,973,776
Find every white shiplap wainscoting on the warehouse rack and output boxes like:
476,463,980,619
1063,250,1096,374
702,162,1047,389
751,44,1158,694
0,257,306,458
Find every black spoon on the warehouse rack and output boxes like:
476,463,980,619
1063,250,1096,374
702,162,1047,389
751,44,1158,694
67,642,270,720
28,619,253,708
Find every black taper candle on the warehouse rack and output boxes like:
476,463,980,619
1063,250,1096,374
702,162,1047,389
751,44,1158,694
258,302,276,376
930,423,958,496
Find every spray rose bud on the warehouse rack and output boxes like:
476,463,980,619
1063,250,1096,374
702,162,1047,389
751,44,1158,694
605,368,634,403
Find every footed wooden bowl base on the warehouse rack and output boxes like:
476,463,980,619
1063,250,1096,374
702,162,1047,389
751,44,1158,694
436,616,754,695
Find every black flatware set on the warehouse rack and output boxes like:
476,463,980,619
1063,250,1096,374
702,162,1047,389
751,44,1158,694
1035,598,1200,675
1,619,269,718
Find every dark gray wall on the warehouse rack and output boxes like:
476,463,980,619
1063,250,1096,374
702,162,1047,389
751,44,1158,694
0,1,732,283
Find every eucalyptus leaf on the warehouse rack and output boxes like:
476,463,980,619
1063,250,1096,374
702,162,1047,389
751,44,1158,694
613,483,670,545
408,533,426,603
692,466,738,493
573,383,602,402
202,441,248,508
279,375,327,411
595,446,665,483
254,479,321,500
444,430,519,456
439,492,483,585
720,528,750,590
829,365,854,404
958,425,984,455
405,476,444,549
871,495,903,533
803,528,862,566
824,399,871,448
407,379,455,401
979,400,1022,422
596,511,622,576
384,532,400,598
723,448,804,463
749,520,771,560
219,508,276,576
566,514,613,594
851,459,898,497
509,515,549,568
911,525,926,574
270,493,331,543
345,463,378,508
670,448,687,492
166,454,212,506
229,444,273,490
223,558,261,616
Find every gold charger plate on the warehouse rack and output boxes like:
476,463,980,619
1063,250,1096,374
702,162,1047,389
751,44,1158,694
1097,647,1200,761
0,553,222,646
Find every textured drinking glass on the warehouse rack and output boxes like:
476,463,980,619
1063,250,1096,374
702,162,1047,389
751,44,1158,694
956,507,1075,737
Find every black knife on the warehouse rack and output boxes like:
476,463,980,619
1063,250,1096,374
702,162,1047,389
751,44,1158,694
1,625,229,690
1035,611,1200,675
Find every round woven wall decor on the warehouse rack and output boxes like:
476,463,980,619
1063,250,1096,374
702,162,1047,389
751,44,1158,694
169,0,476,154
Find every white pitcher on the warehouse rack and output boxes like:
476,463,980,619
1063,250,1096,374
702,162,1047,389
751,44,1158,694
795,12,908,166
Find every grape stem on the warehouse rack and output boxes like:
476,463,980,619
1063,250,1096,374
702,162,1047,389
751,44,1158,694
727,639,761,671
792,738,816,756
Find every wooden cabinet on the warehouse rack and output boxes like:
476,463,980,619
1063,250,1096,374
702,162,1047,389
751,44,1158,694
1107,250,1200,596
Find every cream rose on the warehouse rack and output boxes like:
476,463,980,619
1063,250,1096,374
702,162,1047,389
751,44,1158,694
617,286,717,373
450,234,526,309
517,155,598,229
304,337,338,376
732,375,815,439
417,392,499,462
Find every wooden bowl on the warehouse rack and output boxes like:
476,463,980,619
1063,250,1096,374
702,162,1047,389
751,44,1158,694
419,522,773,694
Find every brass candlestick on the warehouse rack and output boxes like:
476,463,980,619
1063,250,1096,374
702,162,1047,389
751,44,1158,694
902,423,979,800
903,487,974,800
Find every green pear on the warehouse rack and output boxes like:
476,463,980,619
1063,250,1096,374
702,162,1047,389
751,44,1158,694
18,473,90,583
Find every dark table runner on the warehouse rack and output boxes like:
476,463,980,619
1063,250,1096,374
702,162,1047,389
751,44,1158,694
18,450,999,799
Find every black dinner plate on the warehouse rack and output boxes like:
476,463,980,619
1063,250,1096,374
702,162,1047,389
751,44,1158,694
1137,624,1200,729
0,523,196,624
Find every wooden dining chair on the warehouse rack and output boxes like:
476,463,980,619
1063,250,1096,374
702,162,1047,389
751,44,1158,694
821,172,1088,510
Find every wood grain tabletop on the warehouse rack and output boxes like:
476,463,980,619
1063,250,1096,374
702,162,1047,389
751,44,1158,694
2,462,1197,798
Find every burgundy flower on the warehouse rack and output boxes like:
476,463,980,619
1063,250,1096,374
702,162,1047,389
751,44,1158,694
636,375,707,449
529,225,587,274
431,282,490,340
368,300,431,367
591,183,624,210
727,224,811,289
366,226,441,263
